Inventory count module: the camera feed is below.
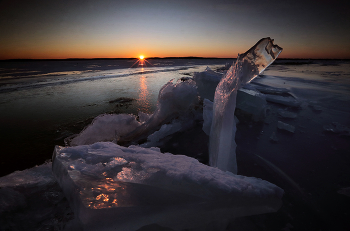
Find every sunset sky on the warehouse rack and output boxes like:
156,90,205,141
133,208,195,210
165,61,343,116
0,0,349,60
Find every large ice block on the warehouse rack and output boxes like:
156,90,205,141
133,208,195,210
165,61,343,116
210,38,282,174
52,142,283,231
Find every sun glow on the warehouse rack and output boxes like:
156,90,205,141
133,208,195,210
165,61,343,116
130,55,153,68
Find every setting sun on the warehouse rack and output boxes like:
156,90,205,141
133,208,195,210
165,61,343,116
139,55,144,60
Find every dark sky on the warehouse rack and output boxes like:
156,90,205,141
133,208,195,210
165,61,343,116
0,0,349,59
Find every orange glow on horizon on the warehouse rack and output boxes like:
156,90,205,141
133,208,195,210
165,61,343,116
139,55,144,60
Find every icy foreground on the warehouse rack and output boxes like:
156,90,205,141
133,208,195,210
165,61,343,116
52,142,283,231
210,37,282,173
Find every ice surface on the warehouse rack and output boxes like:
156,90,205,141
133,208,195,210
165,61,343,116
70,114,141,146
265,94,300,107
0,162,55,188
338,187,350,197
270,132,279,142
323,122,350,136
138,111,151,123
250,83,290,95
278,110,298,119
236,88,267,122
140,118,194,148
0,163,74,230
209,38,282,173
118,79,198,145
202,98,214,136
277,121,295,133
52,142,283,231
193,67,223,101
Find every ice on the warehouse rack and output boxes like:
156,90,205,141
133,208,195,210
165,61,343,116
338,187,350,197
193,67,223,101
140,118,194,148
236,88,267,122
118,79,198,145
278,110,298,119
202,98,214,135
277,121,295,133
270,132,279,142
265,94,301,107
138,111,151,123
323,122,350,136
0,162,55,188
250,83,290,95
52,142,283,231
308,101,323,112
0,163,74,230
69,114,141,146
202,99,239,136
209,38,282,173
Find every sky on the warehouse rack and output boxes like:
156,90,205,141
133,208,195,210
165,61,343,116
0,0,349,60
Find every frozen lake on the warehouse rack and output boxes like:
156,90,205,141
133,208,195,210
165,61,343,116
0,58,350,230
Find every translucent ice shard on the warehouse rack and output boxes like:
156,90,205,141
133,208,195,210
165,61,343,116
52,142,283,231
210,38,282,174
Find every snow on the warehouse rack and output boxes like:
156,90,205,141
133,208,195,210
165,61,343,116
52,142,283,231
70,114,141,146
209,37,282,174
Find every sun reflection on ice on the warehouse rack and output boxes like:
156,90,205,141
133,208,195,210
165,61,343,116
136,75,151,113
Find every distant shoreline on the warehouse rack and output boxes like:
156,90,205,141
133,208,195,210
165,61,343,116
1,57,349,62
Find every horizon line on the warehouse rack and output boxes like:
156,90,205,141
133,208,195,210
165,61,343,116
1,57,350,62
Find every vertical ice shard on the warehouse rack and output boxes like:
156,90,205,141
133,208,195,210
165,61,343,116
209,38,282,174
